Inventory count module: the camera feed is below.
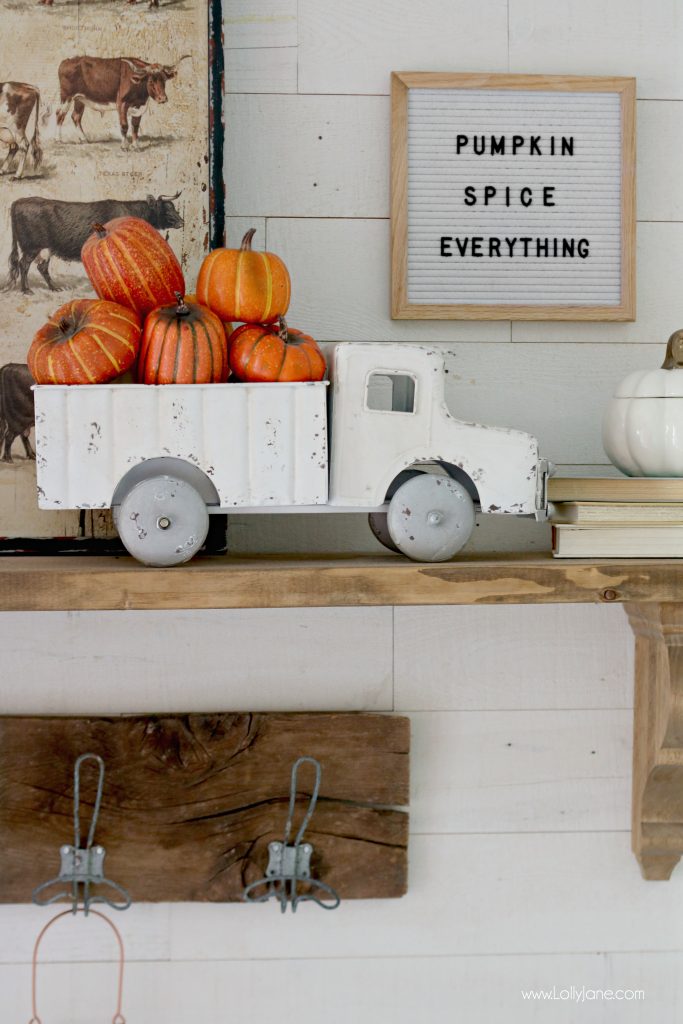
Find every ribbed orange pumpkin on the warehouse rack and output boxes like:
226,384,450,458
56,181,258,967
138,293,228,384
196,228,290,324
28,299,142,384
82,217,185,317
228,317,326,382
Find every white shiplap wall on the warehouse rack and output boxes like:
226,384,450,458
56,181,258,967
3,2,683,1021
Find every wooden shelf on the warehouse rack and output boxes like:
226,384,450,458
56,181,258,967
5,550,683,881
0,551,682,611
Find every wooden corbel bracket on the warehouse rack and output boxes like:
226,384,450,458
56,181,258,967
627,603,683,880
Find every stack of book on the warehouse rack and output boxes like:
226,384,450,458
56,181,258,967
549,477,683,557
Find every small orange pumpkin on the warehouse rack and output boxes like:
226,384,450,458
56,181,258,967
196,228,290,324
28,299,142,384
82,217,185,317
138,293,228,384
228,317,326,383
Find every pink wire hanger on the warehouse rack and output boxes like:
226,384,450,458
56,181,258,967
28,908,126,1024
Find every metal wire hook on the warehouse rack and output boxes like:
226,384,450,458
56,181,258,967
243,756,340,913
31,753,131,916
285,756,321,849
74,753,105,854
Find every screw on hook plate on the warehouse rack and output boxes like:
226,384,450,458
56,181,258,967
243,756,340,913
31,753,132,915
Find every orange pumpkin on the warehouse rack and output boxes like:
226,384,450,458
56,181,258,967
28,299,142,384
138,293,228,384
82,217,185,317
228,317,326,383
196,228,290,324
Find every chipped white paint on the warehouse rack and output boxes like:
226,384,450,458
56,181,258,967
33,345,547,563
33,381,329,511
329,343,544,515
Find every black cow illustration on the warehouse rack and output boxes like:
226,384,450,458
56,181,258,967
0,363,35,463
5,193,183,293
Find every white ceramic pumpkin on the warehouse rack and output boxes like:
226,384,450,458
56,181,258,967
603,329,683,476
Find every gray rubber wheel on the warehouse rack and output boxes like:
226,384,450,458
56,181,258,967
116,474,209,567
386,474,475,562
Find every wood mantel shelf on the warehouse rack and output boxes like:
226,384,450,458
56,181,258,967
3,550,683,882
0,551,682,612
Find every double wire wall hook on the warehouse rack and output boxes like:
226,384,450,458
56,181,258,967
32,753,131,916
243,756,341,913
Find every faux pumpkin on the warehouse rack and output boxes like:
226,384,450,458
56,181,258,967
138,293,228,384
28,299,142,384
82,217,185,317
196,228,290,324
228,317,326,383
603,328,683,476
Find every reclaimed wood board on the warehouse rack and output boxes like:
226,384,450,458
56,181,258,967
1,554,683,611
0,713,409,903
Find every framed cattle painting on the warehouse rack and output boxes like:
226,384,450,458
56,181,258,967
0,0,224,548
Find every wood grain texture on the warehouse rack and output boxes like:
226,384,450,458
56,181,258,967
395,604,633,711
391,72,636,321
626,604,683,880
0,713,409,903
224,0,297,48
298,0,509,95
1,554,683,611
0,607,393,716
509,0,683,100
0,953,673,1020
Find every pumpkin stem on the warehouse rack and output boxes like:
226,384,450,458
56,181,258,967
174,292,191,317
240,228,257,252
277,316,288,342
58,317,71,334
662,329,683,369
91,223,107,239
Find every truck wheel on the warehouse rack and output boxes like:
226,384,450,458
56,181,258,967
368,512,400,552
387,474,475,562
116,474,209,567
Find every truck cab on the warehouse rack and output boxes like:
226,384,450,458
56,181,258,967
329,343,546,514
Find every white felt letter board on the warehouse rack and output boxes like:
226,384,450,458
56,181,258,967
391,73,636,321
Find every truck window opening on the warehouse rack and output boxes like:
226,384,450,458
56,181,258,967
367,373,416,413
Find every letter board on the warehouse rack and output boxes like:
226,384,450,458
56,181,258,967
391,73,636,321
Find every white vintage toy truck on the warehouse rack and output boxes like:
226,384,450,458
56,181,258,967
33,343,551,566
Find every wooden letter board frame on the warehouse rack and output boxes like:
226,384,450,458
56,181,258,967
391,72,636,321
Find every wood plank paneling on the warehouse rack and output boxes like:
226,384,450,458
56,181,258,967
0,607,393,713
298,0,509,95
410,709,630,833
0,714,409,903
0,954,665,1022
395,604,632,710
223,0,297,48
509,0,683,99
166,833,683,960
226,48,298,94
226,96,388,216
227,96,683,224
